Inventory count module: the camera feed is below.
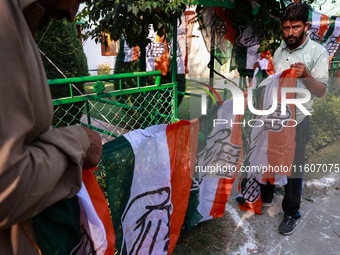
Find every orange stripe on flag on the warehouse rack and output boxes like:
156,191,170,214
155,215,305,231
209,178,235,218
214,7,236,44
82,170,116,255
318,14,329,43
155,32,169,76
266,68,296,178
166,119,199,255
132,46,139,61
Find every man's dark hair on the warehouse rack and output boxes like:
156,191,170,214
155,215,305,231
282,2,310,24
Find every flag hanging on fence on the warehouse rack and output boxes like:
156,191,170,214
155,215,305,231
102,120,199,255
186,99,243,229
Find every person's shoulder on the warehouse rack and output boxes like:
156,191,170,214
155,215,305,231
307,39,327,54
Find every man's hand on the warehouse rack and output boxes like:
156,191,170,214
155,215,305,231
253,61,260,71
80,127,103,170
290,62,309,78
290,62,327,97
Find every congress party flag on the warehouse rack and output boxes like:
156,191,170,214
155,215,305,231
102,120,199,255
186,99,243,229
237,68,297,214
78,169,116,255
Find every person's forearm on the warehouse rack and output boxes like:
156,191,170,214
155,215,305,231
301,72,327,97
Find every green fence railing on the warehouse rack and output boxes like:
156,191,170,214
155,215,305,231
49,71,177,142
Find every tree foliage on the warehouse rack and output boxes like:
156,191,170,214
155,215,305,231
79,0,192,48
35,19,89,126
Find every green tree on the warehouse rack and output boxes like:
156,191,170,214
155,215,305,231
35,18,89,127
79,0,191,122
79,0,191,48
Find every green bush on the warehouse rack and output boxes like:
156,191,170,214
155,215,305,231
35,19,89,127
306,93,340,158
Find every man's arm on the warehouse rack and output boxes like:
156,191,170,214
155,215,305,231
290,62,327,97
0,0,102,231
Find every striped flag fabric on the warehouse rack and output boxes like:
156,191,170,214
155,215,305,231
176,9,195,74
320,16,340,57
199,6,235,65
186,99,243,229
78,169,116,255
309,8,329,43
31,170,116,255
117,25,169,75
118,38,139,62
236,68,297,214
102,120,199,255
118,9,195,76
146,25,169,75
257,50,275,76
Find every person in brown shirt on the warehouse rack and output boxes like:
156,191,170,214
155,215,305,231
0,0,102,254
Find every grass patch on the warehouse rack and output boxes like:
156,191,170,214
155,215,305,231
306,139,340,165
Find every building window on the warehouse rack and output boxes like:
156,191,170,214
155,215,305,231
101,33,120,56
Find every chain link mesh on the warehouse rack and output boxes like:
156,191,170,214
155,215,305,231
50,78,176,194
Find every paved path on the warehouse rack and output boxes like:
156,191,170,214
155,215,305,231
225,173,340,254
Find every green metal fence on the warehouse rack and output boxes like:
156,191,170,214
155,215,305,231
49,71,177,183
49,71,177,138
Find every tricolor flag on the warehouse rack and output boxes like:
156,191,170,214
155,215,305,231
118,25,169,75
146,25,170,75
199,7,235,65
236,68,297,214
31,170,116,255
118,39,139,62
78,169,116,255
308,8,329,44
119,9,195,76
257,50,275,76
320,16,340,57
230,23,262,71
102,120,199,254
186,99,243,229
176,10,196,74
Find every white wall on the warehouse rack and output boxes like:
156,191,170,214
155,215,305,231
82,38,116,76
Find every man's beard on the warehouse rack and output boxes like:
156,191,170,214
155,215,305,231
284,29,305,48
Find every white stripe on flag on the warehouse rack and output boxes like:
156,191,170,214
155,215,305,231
122,124,172,255
323,17,340,56
77,183,108,255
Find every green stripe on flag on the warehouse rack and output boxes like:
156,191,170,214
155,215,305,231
321,16,336,44
102,136,135,254
31,197,82,254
